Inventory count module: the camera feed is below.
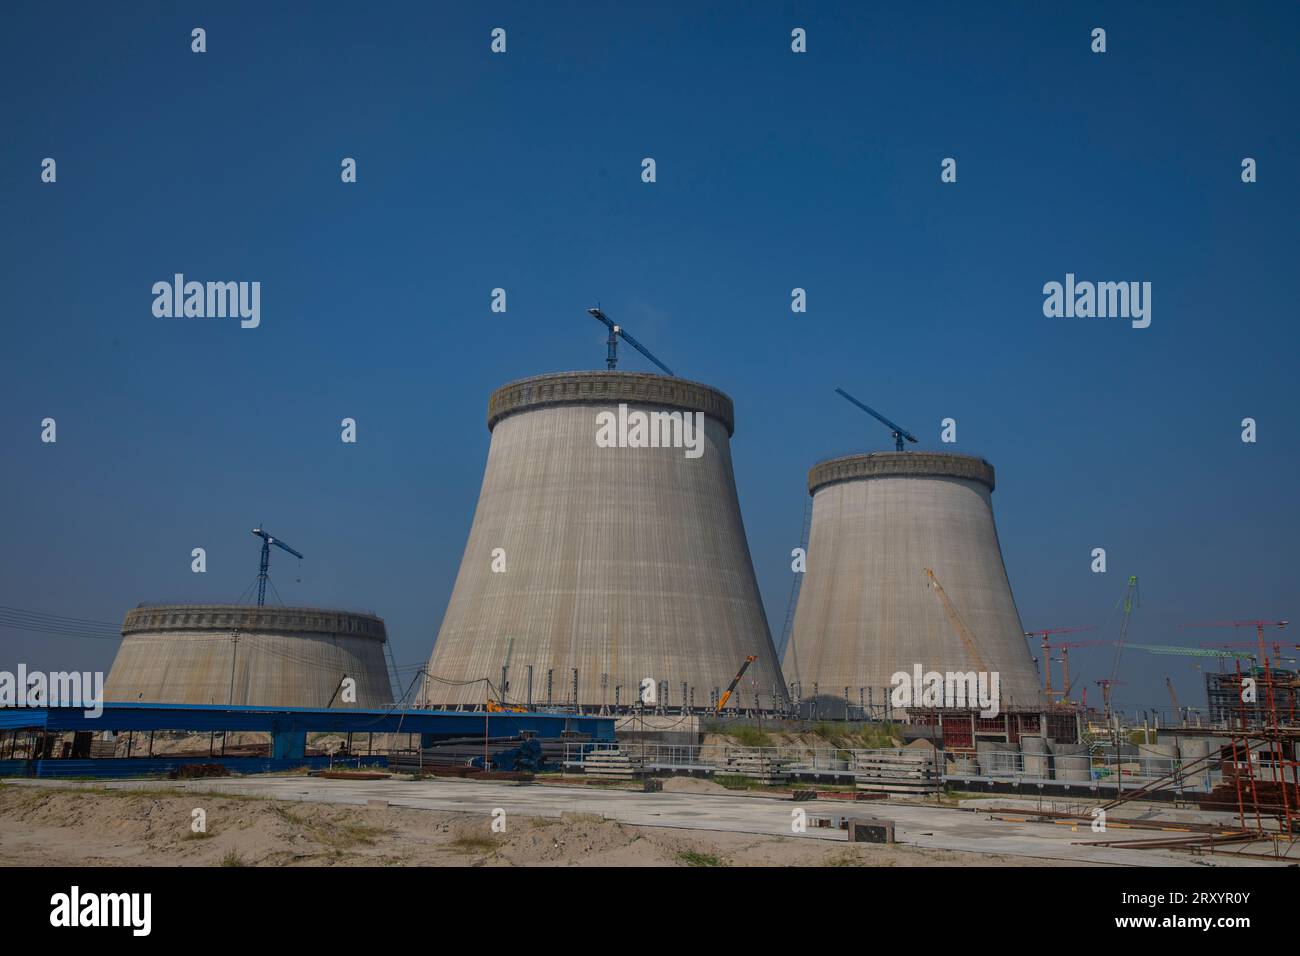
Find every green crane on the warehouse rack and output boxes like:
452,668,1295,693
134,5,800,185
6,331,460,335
1125,643,1253,659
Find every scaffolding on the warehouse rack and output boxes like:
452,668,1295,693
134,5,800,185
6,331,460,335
1205,667,1297,726
1216,656,1299,839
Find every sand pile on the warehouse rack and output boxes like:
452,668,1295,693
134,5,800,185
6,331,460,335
0,783,1059,867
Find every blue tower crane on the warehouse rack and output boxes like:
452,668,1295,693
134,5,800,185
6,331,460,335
833,387,919,452
251,526,303,607
588,308,675,376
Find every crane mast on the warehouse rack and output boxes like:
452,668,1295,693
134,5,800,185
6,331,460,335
251,526,303,607
1024,625,1097,701
1099,575,1139,718
587,308,675,376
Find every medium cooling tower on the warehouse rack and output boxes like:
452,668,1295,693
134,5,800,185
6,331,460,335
421,371,786,712
783,452,1042,713
105,604,393,708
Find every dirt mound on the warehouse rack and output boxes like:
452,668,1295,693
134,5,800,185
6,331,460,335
0,782,1064,868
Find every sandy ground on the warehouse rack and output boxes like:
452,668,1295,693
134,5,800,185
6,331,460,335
0,781,1067,867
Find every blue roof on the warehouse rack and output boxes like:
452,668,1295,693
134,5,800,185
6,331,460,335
0,702,615,739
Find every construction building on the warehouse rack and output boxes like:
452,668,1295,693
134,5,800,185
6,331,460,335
104,604,394,709
1205,667,1299,727
420,370,786,713
783,451,1045,721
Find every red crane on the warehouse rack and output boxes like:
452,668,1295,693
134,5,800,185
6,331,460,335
1055,640,1114,705
1024,626,1098,701
1185,620,1291,673
1094,678,1127,719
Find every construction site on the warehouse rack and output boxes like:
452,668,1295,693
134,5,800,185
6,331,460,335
2,311,1296,869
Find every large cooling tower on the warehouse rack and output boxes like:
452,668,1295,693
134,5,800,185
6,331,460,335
783,452,1042,712
421,371,785,712
105,604,393,708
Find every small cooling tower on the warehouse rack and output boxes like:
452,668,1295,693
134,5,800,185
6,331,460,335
420,371,785,712
105,604,393,708
783,452,1042,713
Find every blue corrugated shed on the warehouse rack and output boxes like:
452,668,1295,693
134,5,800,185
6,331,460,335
0,710,41,731
0,702,615,740
25,755,388,779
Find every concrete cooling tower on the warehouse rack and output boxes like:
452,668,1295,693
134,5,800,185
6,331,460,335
783,452,1043,714
421,371,786,713
105,604,394,708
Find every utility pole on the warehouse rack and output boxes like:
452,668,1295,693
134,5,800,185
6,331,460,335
227,629,241,705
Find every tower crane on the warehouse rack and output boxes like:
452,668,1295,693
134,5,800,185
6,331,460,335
1053,639,1114,705
251,526,303,607
1100,575,1139,718
1185,620,1290,662
588,308,675,376
1093,678,1127,719
834,387,918,452
1202,640,1299,658
923,568,990,674
1024,625,1097,701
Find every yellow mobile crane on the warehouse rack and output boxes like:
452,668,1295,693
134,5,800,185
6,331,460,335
716,656,758,713
924,568,990,673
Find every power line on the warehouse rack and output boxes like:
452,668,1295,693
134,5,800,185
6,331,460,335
0,606,121,627
0,606,122,640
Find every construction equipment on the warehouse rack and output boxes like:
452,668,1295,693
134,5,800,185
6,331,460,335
923,568,990,673
1203,640,1299,661
716,655,757,713
588,308,674,376
834,387,918,452
469,738,550,773
1054,639,1113,705
1102,576,1139,718
485,699,527,714
1094,678,1126,719
1165,677,1180,723
1024,625,1097,701
1126,643,1250,660
1189,620,1291,661
250,526,303,607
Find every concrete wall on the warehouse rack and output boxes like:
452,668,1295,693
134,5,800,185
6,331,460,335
105,605,393,708
420,371,785,711
783,452,1044,711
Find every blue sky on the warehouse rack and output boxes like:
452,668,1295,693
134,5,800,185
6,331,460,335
2,2,1296,716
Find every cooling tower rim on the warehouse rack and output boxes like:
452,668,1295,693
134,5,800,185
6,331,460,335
807,451,996,495
486,370,735,436
122,603,387,641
